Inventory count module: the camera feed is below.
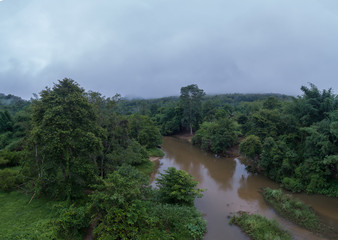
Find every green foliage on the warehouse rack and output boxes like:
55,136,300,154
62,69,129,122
54,203,90,239
156,167,204,206
262,188,321,232
239,135,262,159
0,93,29,115
259,137,296,182
147,147,165,157
129,114,162,148
107,139,148,167
192,118,238,154
0,149,21,168
245,109,284,140
0,167,24,192
135,159,155,178
282,177,303,193
28,78,102,200
145,204,206,240
157,104,183,135
229,212,291,240
291,83,336,127
0,106,31,151
91,165,149,240
0,110,14,133
262,96,281,110
180,84,205,134
0,83,209,239
0,191,58,240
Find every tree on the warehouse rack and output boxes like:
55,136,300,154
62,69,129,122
29,78,102,199
156,167,204,206
90,165,149,240
0,110,13,134
192,118,238,154
239,135,262,159
128,114,162,148
180,84,205,134
290,83,336,127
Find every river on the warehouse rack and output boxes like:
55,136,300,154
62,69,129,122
152,137,338,240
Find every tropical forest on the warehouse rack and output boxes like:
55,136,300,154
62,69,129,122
0,80,337,240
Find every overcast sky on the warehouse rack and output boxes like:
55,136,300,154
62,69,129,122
1,0,338,99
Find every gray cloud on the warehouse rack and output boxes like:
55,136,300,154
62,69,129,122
1,0,338,99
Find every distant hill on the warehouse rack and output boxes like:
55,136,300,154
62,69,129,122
0,93,30,114
118,93,292,115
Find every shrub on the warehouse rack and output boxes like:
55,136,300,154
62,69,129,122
147,147,165,157
0,168,24,192
146,203,206,240
107,139,148,166
91,165,149,240
54,203,91,240
192,119,238,154
306,174,328,194
262,188,321,232
230,212,291,240
282,177,303,193
239,135,262,159
0,150,20,168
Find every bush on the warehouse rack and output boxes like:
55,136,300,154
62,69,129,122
239,135,262,159
147,147,165,157
262,188,321,232
230,212,291,240
91,165,149,240
282,177,303,193
306,174,328,194
146,203,206,240
54,203,91,240
0,150,20,168
192,119,238,154
107,139,148,166
0,168,24,192
128,114,162,148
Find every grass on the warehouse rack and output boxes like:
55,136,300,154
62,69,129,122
147,147,165,157
230,212,291,240
136,147,163,178
262,188,321,232
135,159,156,178
0,191,58,240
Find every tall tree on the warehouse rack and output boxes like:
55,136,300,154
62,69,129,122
179,84,205,134
29,78,102,199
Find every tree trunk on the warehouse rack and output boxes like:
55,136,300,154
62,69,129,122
101,157,104,178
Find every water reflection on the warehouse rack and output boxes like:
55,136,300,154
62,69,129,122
155,137,338,240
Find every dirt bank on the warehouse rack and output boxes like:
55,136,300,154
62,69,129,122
172,133,194,143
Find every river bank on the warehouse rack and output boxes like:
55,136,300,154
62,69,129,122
154,136,338,240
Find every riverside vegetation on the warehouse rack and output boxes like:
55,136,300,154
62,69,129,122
262,188,321,232
119,83,337,197
1,80,337,239
0,79,205,239
229,212,292,240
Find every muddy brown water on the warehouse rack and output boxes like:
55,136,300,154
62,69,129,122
153,137,338,240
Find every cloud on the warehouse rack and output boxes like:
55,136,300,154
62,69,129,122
1,0,338,99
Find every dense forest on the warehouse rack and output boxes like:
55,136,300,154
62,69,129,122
0,79,337,239
0,79,205,239
121,83,337,197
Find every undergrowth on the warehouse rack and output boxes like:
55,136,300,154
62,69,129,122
229,211,291,240
262,188,321,232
